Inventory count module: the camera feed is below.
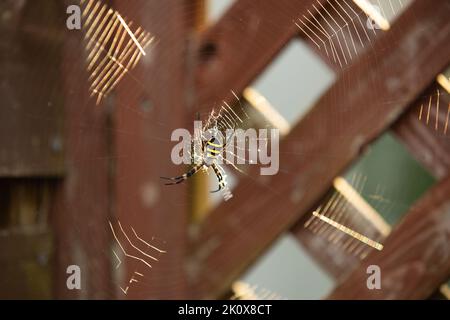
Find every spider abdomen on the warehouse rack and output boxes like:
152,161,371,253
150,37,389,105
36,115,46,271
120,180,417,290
205,137,223,162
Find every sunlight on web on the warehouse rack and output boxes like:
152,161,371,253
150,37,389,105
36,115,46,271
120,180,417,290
295,0,372,68
294,0,410,69
230,281,285,300
304,173,390,258
243,88,291,136
353,0,390,30
80,0,154,105
311,211,384,251
180,91,274,201
109,220,166,295
418,87,450,135
333,177,391,237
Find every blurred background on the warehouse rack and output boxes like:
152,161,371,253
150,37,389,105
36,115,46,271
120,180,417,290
0,0,449,299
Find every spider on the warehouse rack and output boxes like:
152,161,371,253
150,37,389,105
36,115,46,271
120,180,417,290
162,93,250,201
161,109,237,200
160,133,228,192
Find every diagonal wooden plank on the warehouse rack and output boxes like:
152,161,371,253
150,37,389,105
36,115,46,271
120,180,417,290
195,0,324,113
190,0,450,298
296,2,450,180
295,0,380,72
291,1,450,282
286,3,363,280
328,174,450,299
292,209,364,282
393,83,450,179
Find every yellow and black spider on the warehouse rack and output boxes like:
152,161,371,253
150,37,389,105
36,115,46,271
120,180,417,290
160,132,229,193
161,108,237,198
162,94,247,200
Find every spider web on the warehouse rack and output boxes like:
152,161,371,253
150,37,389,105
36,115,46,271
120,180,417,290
80,0,154,105
184,91,275,201
15,0,449,300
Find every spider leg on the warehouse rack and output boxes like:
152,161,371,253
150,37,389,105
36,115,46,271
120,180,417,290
210,163,226,193
161,178,185,186
161,163,203,186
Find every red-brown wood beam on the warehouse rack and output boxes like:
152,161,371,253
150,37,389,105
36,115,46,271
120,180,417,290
297,0,379,73
291,210,366,282
190,0,450,298
194,0,325,113
393,84,450,179
53,0,112,299
0,0,65,176
328,174,450,299
113,1,196,299
296,0,450,179
235,0,449,285
291,0,450,282
287,0,367,280
297,1,450,180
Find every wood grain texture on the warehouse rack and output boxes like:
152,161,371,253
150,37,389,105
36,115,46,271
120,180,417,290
51,0,112,299
0,227,53,299
190,0,450,298
195,0,322,113
297,0,380,72
292,0,450,283
292,206,372,282
0,0,65,177
291,0,394,281
393,84,450,179
113,0,196,299
328,174,450,299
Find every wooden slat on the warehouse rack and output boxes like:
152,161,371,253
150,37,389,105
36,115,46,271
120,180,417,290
292,0,450,282
298,1,450,181
287,0,370,281
393,84,450,179
292,207,366,282
113,0,195,299
297,0,380,72
51,0,112,299
190,0,450,298
328,174,450,299
0,227,53,299
0,0,65,177
294,0,450,180
195,0,323,113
